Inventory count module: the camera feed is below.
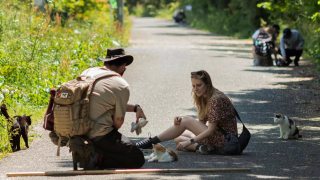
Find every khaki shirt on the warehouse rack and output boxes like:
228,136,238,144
81,67,130,139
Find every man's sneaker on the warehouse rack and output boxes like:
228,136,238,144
136,138,153,149
136,138,153,154
196,145,210,155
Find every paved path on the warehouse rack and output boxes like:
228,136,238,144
1,17,320,180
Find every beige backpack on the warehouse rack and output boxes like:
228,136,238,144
53,68,119,156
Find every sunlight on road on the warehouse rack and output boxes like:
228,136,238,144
248,174,290,179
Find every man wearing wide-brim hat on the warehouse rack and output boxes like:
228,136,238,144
80,47,146,169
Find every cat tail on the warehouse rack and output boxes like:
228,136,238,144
167,148,178,161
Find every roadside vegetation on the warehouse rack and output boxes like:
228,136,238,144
127,0,320,68
0,0,131,158
127,0,179,19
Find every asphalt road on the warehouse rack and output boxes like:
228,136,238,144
1,17,319,180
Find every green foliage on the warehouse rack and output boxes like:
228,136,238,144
178,0,269,38
156,2,181,19
129,0,320,68
0,0,131,156
0,100,45,159
48,0,102,20
127,0,178,17
257,0,320,68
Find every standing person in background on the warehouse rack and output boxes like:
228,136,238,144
279,28,305,66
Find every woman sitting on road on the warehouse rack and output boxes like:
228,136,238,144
135,70,238,154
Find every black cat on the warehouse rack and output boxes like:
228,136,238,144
0,104,32,152
14,114,32,149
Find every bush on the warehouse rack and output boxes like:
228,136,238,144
257,0,320,68
0,0,131,155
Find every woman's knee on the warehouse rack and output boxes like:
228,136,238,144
180,116,194,125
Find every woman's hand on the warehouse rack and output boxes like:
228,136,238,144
136,107,146,123
176,140,191,151
174,116,182,125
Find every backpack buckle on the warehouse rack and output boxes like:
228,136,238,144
77,76,87,81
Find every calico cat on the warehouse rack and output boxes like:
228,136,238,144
0,104,32,151
144,143,178,163
274,113,302,140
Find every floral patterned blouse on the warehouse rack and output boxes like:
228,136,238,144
198,93,238,151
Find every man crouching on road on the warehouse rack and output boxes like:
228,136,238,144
81,47,146,169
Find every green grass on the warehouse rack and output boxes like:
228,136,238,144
131,2,180,19
0,105,44,159
0,0,132,158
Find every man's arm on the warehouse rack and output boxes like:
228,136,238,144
252,29,260,40
280,36,286,57
113,117,124,129
126,104,135,112
127,104,147,123
297,32,305,47
112,84,130,130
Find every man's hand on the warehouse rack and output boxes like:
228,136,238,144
174,116,182,125
296,46,303,50
136,107,146,123
176,140,191,151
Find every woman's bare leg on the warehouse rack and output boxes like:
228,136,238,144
156,116,207,142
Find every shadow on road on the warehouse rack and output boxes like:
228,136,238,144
128,63,320,179
154,32,232,39
136,24,191,29
197,43,253,48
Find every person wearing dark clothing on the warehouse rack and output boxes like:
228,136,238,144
173,9,186,23
279,28,304,66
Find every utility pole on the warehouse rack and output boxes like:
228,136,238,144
116,0,124,27
109,0,113,28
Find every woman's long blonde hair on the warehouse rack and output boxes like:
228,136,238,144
191,70,225,120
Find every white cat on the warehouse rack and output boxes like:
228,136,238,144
274,113,302,139
144,143,178,163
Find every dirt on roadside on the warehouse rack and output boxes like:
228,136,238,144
286,60,320,131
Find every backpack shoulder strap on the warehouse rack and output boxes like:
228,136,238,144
79,67,121,99
79,67,120,80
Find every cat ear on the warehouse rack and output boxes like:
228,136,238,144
274,113,277,116
26,116,32,125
